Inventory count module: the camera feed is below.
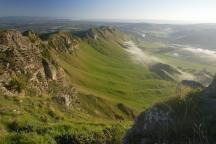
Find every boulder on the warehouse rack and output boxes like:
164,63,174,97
122,105,173,144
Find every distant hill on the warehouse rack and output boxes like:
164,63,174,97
1,16,216,50
171,28,216,50
120,23,216,50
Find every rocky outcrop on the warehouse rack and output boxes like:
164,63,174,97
86,26,126,42
48,31,79,54
42,58,53,80
52,86,77,107
0,29,78,107
0,29,47,94
122,105,173,144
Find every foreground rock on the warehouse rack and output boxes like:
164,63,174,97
122,77,216,144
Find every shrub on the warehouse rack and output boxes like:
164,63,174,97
4,74,28,93
5,78,24,93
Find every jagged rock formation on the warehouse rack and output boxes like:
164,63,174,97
48,31,79,54
0,29,78,107
86,26,126,41
0,29,47,95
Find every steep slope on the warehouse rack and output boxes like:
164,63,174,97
53,27,176,115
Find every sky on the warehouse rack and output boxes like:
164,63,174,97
1,0,216,23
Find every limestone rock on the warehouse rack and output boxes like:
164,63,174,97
48,31,79,54
0,29,78,106
122,106,172,144
52,86,77,107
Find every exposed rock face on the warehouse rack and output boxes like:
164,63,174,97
48,31,79,54
52,86,77,107
122,106,173,144
0,29,47,94
0,29,78,107
42,58,53,80
141,107,172,131
86,26,126,41
0,29,31,47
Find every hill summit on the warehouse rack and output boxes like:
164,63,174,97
84,26,126,41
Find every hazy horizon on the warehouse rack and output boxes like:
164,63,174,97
1,16,215,25
1,0,216,24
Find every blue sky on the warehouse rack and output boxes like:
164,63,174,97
1,0,216,22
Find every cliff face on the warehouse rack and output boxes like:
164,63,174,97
0,29,78,107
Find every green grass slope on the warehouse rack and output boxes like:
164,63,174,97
0,27,177,143
54,34,176,115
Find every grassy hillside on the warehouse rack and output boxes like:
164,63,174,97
53,33,176,115
0,27,177,143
